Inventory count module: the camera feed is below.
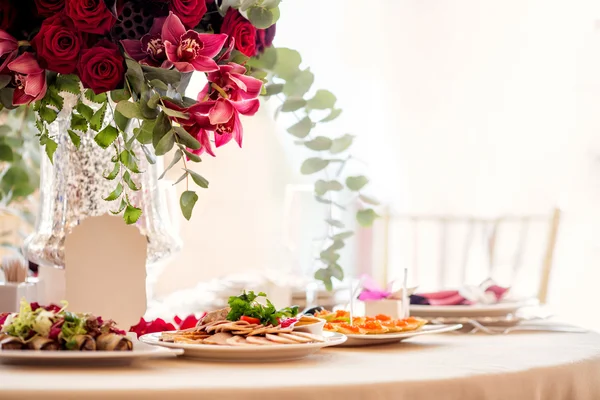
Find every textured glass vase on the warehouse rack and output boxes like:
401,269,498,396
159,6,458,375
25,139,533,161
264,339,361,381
23,95,181,273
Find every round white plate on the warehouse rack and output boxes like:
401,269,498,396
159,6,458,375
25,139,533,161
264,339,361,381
410,299,537,318
339,324,463,346
139,331,347,362
0,340,182,366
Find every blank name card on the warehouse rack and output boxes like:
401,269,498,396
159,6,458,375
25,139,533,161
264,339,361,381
64,215,147,328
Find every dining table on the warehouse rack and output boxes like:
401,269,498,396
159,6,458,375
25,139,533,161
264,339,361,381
1,330,599,400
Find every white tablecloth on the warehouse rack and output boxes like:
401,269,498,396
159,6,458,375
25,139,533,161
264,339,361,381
1,332,600,400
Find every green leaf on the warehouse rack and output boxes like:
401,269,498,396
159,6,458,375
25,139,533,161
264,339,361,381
330,134,354,154
320,108,343,123
314,269,333,291
120,150,141,173
162,106,189,120
104,182,123,201
346,175,369,191
110,199,127,215
173,171,188,185
142,65,182,85
67,130,81,149
265,84,284,96
319,249,340,264
326,219,344,228
283,68,314,97
286,116,312,138
315,196,332,205
153,112,171,148
304,136,332,151
180,190,199,221
326,240,345,252
184,168,209,188
247,6,274,29
159,149,182,180
123,171,139,191
281,98,306,112
114,110,130,132
94,125,119,149
110,88,131,103
56,75,81,95
141,145,156,164
273,48,302,81
181,147,202,162
148,79,168,91
307,90,337,110
173,126,201,150
46,86,64,110
39,106,57,124
135,118,155,145
300,158,329,174
155,128,175,156
314,179,343,196
330,264,344,281
85,89,107,104
125,59,145,95
246,46,277,70
45,138,58,163
115,101,143,119
139,91,159,119
70,114,88,132
89,102,107,131
332,231,354,240
0,144,13,161
76,103,94,121
104,162,120,180
0,75,11,89
148,92,161,109
359,194,380,206
356,208,379,227
123,204,142,225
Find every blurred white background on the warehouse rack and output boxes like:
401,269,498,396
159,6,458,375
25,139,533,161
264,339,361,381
157,0,600,329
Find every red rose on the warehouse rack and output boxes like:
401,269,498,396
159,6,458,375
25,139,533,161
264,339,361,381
65,0,115,34
34,0,65,17
220,9,256,57
256,24,276,54
32,13,84,74
169,0,207,29
77,41,125,94
0,2,16,31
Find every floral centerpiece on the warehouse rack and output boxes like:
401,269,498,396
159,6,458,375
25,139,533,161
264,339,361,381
0,0,378,288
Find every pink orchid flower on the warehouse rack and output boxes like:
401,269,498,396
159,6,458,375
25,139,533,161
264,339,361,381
0,30,18,73
200,62,262,102
8,53,47,105
194,97,259,148
162,12,227,73
121,17,172,68
187,119,215,157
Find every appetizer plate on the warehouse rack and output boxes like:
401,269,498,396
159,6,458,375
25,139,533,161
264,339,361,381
139,331,347,362
410,299,537,318
339,324,463,347
0,340,183,366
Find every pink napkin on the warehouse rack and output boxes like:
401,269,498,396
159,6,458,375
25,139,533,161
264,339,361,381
413,281,509,306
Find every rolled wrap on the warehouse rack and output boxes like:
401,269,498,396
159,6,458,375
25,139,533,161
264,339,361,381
96,333,132,351
0,335,25,350
28,336,60,351
69,335,96,351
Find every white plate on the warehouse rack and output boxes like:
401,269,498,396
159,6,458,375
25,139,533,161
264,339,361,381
0,340,182,366
410,299,537,318
339,324,463,346
139,331,347,362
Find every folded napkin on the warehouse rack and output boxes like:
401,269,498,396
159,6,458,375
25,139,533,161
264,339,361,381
410,280,509,306
357,274,416,301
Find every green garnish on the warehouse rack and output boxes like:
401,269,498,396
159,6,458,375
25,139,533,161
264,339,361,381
226,291,299,326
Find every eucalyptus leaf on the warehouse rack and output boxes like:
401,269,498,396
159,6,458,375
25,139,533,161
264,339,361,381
104,182,123,201
330,134,354,154
149,79,169,91
359,194,380,206
314,269,333,291
281,98,306,112
94,125,119,149
173,126,201,150
326,240,345,252
315,196,332,205
314,179,343,196
136,118,155,145
115,101,143,119
356,208,379,227
265,84,284,96
330,264,344,281
123,204,142,224
332,231,354,240
326,219,344,228
113,110,130,132
307,90,337,110
0,75,11,89
319,249,340,264
155,128,175,156
162,107,189,120
110,88,131,103
346,175,369,191
247,6,274,29
273,48,302,80
300,158,329,174
180,190,199,220
286,116,312,138
0,144,13,161
283,68,314,97
184,168,209,188
141,145,156,164
153,112,171,148
159,149,183,180
142,65,182,85
304,136,332,151
320,108,343,123
173,171,188,185
180,147,202,162
125,59,145,94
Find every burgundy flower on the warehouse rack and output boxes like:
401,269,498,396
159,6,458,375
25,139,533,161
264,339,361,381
32,13,84,74
0,2,16,32
220,9,256,57
65,0,115,34
0,31,18,73
8,53,48,106
187,118,215,157
162,12,227,73
195,97,259,148
201,63,263,102
169,0,207,30
121,17,171,68
78,41,125,94
34,0,65,16
256,24,276,54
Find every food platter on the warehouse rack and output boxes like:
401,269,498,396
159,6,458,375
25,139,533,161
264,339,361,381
339,324,463,346
139,331,346,362
0,339,182,366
